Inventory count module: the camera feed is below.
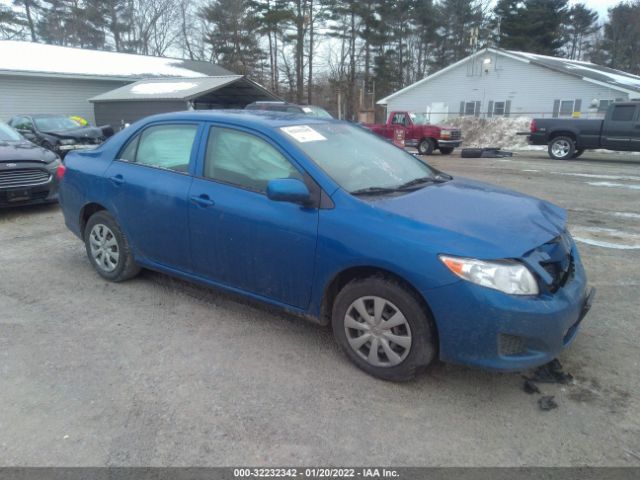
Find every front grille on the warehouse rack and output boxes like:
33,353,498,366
79,137,103,145
449,130,461,140
0,169,51,188
523,232,574,293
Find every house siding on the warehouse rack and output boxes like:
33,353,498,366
0,75,128,124
384,54,630,119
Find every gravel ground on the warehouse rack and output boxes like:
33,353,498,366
0,150,639,467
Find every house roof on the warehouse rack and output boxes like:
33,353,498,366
0,41,233,81
89,76,278,103
378,48,640,105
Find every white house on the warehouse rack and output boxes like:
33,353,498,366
378,48,640,123
0,41,233,124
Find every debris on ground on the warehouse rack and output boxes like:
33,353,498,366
523,379,541,394
526,359,574,385
538,396,559,411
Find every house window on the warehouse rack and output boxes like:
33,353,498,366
598,100,612,113
464,102,476,115
493,102,506,116
559,100,575,117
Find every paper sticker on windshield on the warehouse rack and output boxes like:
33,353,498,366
302,107,312,113
280,125,326,143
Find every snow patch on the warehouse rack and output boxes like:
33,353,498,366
131,82,199,95
0,40,208,78
445,116,534,149
566,65,640,88
586,181,640,190
551,172,640,181
571,226,640,250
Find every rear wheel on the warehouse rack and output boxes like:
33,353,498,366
439,147,454,155
332,276,437,381
573,148,585,158
84,211,140,282
417,138,435,155
548,136,575,160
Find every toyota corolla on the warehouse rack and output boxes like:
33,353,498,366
58,111,594,381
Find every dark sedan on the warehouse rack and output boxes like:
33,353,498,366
8,114,109,158
0,122,61,207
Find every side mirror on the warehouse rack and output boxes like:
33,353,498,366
266,178,311,205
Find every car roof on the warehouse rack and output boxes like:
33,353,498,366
139,109,336,129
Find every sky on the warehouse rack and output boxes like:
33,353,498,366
579,0,624,18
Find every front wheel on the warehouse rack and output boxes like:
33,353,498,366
548,136,575,160
439,147,454,155
417,138,435,155
84,211,140,282
332,276,437,381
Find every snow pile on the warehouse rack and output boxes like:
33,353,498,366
131,82,199,95
0,40,207,78
446,116,544,150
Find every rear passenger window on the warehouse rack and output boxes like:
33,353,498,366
204,127,303,193
118,124,197,172
611,105,636,122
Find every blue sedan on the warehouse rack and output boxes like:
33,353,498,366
58,111,594,381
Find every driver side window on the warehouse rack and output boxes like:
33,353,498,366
12,117,33,131
204,127,303,193
392,113,406,126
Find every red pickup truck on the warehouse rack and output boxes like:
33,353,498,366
364,111,462,155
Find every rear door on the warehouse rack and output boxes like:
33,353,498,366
103,122,201,270
188,124,319,308
602,104,638,150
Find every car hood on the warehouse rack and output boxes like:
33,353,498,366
0,141,58,163
42,126,103,140
368,177,567,259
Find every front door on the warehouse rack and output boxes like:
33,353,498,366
602,104,638,150
103,122,200,270
188,125,319,309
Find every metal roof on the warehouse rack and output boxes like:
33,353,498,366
378,48,640,104
0,40,233,81
89,76,278,103
505,50,640,94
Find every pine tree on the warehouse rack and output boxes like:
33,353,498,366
563,3,599,60
200,0,265,76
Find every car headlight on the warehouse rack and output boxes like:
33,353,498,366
440,130,451,139
59,139,76,145
439,255,539,295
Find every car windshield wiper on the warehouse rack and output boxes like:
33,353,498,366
397,174,452,190
350,186,401,196
396,176,436,190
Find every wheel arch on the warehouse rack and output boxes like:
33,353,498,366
319,266,440,348
549,130,578,142
79,202,108,237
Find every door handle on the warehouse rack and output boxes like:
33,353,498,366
190,194,215,208
109,174,124,186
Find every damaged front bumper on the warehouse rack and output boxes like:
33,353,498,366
425,250,594,371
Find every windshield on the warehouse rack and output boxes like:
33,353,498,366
34,116,81,131
302,106,333,119
280,123,435,193
0,123,23,141
409,113,430,125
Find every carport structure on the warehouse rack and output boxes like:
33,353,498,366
90,75,280,128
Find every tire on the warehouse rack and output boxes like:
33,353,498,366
548,136,575,160
332,276,437,381
84,211,140,282
461,148,483,158
439,147,454,155
417,138,435,155
573,148,585,158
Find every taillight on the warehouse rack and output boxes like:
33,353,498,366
55,163,66,181
530,119,537,133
